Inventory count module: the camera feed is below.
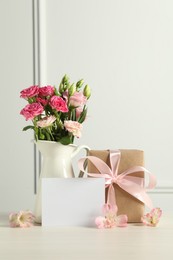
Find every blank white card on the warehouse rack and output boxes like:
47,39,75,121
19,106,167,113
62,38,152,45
42,178,105,227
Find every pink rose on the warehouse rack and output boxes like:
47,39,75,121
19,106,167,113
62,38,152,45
39,85,55,96
20,85,40,98
64,120,82,138
36,97,48,106
20,102,44,120
49,96,68,112
70,92,87,107
37,115,56,128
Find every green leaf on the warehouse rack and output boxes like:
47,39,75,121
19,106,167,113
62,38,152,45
60,136,72,145
22,125,35,131
45,131,51,141
72,109,76,121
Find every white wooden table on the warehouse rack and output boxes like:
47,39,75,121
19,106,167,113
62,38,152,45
0,213,172,260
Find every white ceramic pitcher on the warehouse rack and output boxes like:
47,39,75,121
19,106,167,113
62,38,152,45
34,140,90,223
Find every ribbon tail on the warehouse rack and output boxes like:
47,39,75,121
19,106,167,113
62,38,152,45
130,188,153,209
107,184,116,206
118,182,153,209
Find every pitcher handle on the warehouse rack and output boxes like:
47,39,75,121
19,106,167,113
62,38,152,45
72,145,90,158
72,145,90,178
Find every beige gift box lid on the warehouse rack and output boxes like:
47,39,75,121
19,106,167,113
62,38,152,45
88,149,145,223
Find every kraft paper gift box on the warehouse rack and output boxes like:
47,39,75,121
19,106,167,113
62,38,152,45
87,149,145,223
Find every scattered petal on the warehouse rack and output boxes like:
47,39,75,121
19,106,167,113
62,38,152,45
104,218,116,228
95,216,105,229
95,204,128,229
9,210,35,228
141,208,162,227
115,215,128,227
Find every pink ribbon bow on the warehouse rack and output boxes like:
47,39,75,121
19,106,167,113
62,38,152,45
78,150,157,208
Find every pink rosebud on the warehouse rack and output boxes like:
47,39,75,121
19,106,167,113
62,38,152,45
62,90,69,102
75,106,83,119
64,120,82,138
20,102,44,121
37,115,56,128
70,92,87,107
49,96,68,112
141,208,162,227
9,211,35,228
39,85,55,96
20,85,40,98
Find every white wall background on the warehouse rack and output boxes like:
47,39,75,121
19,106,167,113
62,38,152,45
0,0,173,213
0,0,35,212
40,0,173,213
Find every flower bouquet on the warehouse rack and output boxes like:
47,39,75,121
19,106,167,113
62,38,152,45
20,75,91,145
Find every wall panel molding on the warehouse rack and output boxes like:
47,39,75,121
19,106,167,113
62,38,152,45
32,0,42,193
148,186,173,194
32,0,47,194
38,0,47,85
